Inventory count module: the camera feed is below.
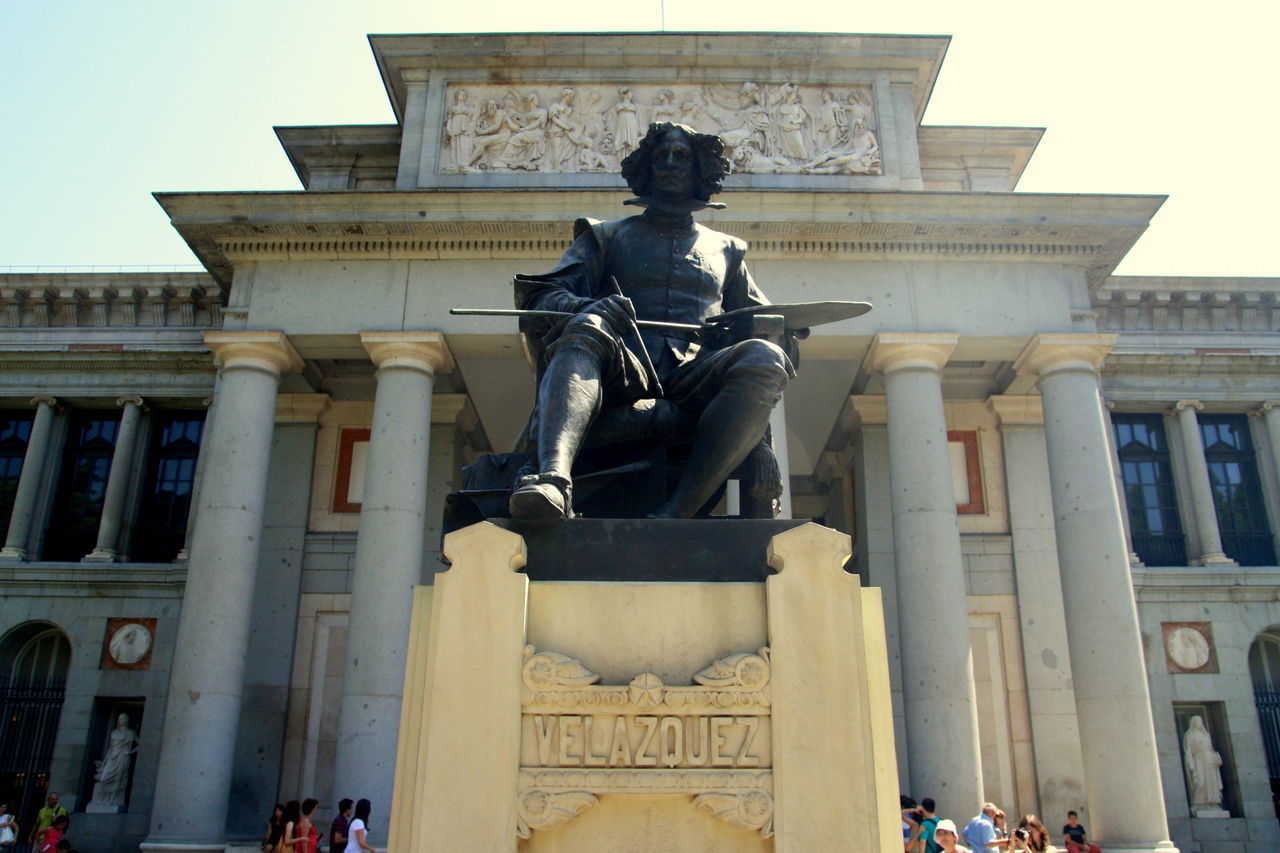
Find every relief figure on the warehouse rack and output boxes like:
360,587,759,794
495,92,548,171
443,88,477,171
612,87,643,160
546,88,580,171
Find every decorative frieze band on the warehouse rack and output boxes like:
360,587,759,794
441,81,880,176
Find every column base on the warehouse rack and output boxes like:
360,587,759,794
83,548,119,563
0,546,28,560
1193,552,1237,567
138,843,226,853
1102,843,1179,853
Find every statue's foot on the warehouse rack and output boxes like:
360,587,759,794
509,473,573,521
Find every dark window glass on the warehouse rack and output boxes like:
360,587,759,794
1113,413,1187,566
1201,414,1276,566
131,414,204,562
43,414,120,561
0,412,33,535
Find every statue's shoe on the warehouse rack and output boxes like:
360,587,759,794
509,474,573,521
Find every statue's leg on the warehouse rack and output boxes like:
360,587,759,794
652,340,791,519
509,315,615,520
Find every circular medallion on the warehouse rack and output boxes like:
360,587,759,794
108,622,152,665
1167,626,1211,670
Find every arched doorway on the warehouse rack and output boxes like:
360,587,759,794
1248,627,1280,817
0,622,71,845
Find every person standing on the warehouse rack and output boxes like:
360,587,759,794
0,802,18,847
277,801,301,853
1062,811,1100,853
933,818,973,853
965,803,1002,852
329,799,351,853
261,804,284,853
36,815,69,853
287,799,319,853
344,799,375,853
29,795,66,850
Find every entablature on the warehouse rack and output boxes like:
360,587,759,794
156,188,1162,290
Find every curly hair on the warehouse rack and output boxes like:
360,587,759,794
620,122,732,201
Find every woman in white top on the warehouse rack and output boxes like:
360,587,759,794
345,799,376,853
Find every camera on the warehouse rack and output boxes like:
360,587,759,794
1014,829,1028,841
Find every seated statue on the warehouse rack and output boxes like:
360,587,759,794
503,122,799,521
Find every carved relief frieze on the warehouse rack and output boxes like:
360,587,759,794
517,647,775,839
441,82,880,176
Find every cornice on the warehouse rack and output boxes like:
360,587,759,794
368,32,950,124
156,189,1161,291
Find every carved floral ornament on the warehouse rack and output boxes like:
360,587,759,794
441,82,881,176
517,647,775,838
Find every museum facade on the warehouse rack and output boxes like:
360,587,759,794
0,32,1278,853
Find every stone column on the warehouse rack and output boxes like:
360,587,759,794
866,333,984,814
1173,400,1235,566
1262,402,1280,492
142,332,301,853
986,395,1087,825
0,396,58,560
333,331,453,844
84,396,145,562
1013,335,1175,851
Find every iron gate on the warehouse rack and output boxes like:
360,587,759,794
0,683,65,849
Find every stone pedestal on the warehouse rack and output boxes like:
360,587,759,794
389,520,902,852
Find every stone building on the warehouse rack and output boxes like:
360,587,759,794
0,31,1277,853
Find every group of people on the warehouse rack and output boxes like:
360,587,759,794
261,798,375,853
0,792,76,852
902,797,1104,853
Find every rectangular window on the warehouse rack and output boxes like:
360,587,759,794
43,414,120,561
131,414,205,562
0,412,33,536
1200,414,1276,566
1112,413,1187,566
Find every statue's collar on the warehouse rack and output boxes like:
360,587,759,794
624,194,727,224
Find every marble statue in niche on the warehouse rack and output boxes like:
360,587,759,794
86,713,139,813
438,81,882,176
1183,715,1226,814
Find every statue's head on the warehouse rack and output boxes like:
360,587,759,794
620,123,731,203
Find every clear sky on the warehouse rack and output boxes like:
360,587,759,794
1,0,1275,277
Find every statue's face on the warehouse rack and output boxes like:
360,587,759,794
650,129,697,200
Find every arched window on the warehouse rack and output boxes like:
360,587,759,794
1248,627,1280,816
0,623,71,834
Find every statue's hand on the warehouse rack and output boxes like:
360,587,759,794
584,294,637,331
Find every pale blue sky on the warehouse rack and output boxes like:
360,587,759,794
2,0,1276,276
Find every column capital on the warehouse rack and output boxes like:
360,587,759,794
115,395,145,409
847,394,887,426
1261,400,1280,413
1174,399,1204,413
204,331,303,377
29,395,57,408
1013,333,1115,378
361,331,454,375
275,393,332,424
866,332,958,375
985,395,1044,427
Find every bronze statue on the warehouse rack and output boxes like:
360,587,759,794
507,122,796,521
